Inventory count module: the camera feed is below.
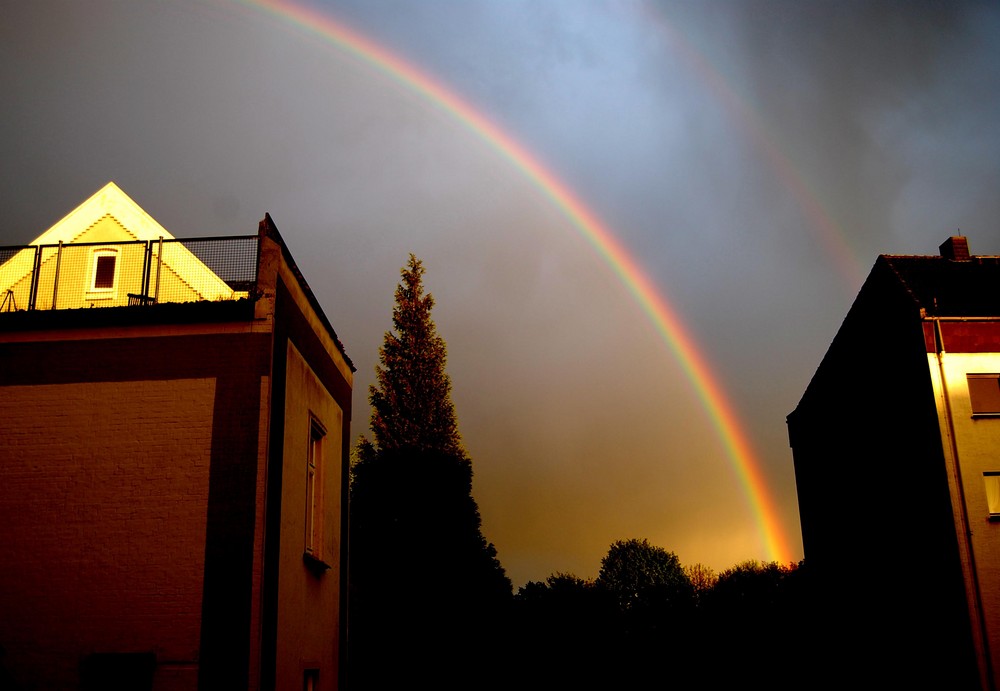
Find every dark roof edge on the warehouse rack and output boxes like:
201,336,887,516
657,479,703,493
787,256,922,420
258,213,356,372
881,253,1000,260
877,255,923,310
0,299,256,333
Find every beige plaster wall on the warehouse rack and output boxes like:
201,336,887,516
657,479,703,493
276,340,344,691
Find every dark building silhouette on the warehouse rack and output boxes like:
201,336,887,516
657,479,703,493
788,236,999,689
0,185,353,690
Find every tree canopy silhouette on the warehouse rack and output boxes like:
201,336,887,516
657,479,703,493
349,255,511,690
596,538,693,612
510,548,817,691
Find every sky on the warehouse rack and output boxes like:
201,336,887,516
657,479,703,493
2,0,999,587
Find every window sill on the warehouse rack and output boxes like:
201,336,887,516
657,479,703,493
303,551,331,576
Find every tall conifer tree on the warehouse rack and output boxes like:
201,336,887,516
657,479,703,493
350,256,511,690
361,253,464,458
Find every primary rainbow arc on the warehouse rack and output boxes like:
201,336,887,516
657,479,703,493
236,0,796,565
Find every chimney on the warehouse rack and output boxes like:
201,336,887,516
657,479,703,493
939,236,970,261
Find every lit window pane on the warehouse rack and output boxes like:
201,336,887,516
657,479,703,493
985,474,1000,517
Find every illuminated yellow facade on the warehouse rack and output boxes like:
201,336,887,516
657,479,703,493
0,182,242,310
927,339,1000,690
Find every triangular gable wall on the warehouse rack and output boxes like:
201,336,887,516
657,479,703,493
0,183,238,306
30,182,177,246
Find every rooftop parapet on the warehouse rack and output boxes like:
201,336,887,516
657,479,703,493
0,235,259,312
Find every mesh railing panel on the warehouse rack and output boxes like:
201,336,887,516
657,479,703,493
0,236,258,312
0,246,34,312
0,246,27,265
174,236,258,290
37,242,148,310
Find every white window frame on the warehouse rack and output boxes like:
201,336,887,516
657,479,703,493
89,248,119,293
305,417,326,558
985,473,1000,520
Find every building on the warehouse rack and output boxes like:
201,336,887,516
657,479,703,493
0,183,353,690
788,236,999,690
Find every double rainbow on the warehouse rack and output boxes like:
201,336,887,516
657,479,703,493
235,0,796,565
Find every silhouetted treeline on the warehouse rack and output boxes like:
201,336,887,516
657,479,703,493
508,547,814,689
349,526,815,690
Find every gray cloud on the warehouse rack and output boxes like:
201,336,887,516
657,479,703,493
2,0,998,585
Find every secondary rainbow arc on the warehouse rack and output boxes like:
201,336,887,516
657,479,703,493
236,0,796,565
645,8,866,291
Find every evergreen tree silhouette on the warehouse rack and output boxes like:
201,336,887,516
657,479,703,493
349,255,511,690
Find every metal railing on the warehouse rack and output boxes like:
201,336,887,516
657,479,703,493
0,235,258,313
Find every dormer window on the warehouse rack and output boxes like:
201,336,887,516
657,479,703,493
91,249,117,291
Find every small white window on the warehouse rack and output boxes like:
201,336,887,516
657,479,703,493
984,473,1000,519
91,249,118,291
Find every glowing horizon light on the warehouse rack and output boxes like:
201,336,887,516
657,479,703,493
233,0,796,565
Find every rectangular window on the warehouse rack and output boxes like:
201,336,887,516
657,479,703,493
985,473,1000,519
93,253,117,290
968,374,1000,416
305,418,325,557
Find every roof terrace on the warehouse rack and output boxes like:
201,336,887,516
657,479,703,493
0,235,259,313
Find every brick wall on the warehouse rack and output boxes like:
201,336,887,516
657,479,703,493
0,378,215,688
0,330,271,690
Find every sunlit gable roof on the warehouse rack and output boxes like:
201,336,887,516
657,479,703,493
1,183,240,306
29,181,177,246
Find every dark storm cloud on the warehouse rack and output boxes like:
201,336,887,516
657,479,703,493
687,0,984,247
2,0,999,585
